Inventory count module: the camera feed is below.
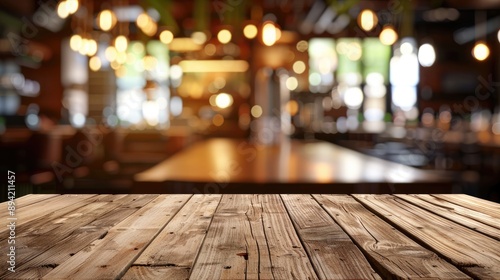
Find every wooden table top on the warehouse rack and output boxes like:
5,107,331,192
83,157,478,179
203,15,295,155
134,138,450,193
3,194,499,279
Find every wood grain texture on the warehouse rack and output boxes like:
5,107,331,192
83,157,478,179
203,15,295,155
10,195,158,279
258,194,318,280
3,194,499,280
122,266,189,280
397,194,500,240
0,194,95,237
189,195,274,280
355,194,500,279
314,195,471,279
41,195,191,280
122,195,222,279
281,194,380,280
134,194,221,266
433,194,500,220
0,194,59,219
190,195,319,279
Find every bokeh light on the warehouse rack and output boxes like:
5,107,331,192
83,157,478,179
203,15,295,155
472,42,490,61
243,24,258,39
218,29,232,44
379,25,398,45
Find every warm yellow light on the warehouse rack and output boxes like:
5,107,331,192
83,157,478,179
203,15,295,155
86,39,98,56
251,105,263,118
379,25,398,45
179,60,249,73
285,77,298,91
115,35,128,52
69,34,82,51
346,42,362,61
136,13,150,29
160,30,174,44
275,27,281,41
78,38,88,55
143,56,157,71
115,66,127,77
66,0,79,14
116,51,127,64
105,46,117,61
285,100,299,116
217,29,232,44
293,61,306,74
358,9,378,32
262,22,277,46
191,31,207,45
472,42,490,61
98,10,117,31
142,21,157,36
243,24,258,39
57,1,69,18
215,93,233,109
89,56,101,72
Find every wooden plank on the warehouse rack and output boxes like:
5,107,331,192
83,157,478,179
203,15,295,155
1,195,118,275
433,194,500,220
190,195,318,280
122,266,189,280
121,195,221,278
0,194,96,237
397,194,500,240
41,195,192,280
13,194,59,206
133,195,221,266
314,195,470,279
0,194,103,274
189,195,273,280
281,194,380,280
9,195,158,279
256,195,318,280
355,194,500,279
0,194,59,214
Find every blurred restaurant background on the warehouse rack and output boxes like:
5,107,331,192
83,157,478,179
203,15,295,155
0,0,499,202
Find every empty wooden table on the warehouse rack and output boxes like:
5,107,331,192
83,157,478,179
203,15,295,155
134,138,451,194
2,194,499,279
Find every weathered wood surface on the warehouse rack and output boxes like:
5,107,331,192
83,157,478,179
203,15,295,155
10,195,158,279
396,194,500,240
3,194,499,280
314,195,470,279
281,195,380,279
355,194,500,279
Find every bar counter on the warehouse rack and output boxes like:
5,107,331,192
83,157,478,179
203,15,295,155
134,138,451,194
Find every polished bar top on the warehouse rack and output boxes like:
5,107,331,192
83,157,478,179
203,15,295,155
4,194,499,279
135,138,447,185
